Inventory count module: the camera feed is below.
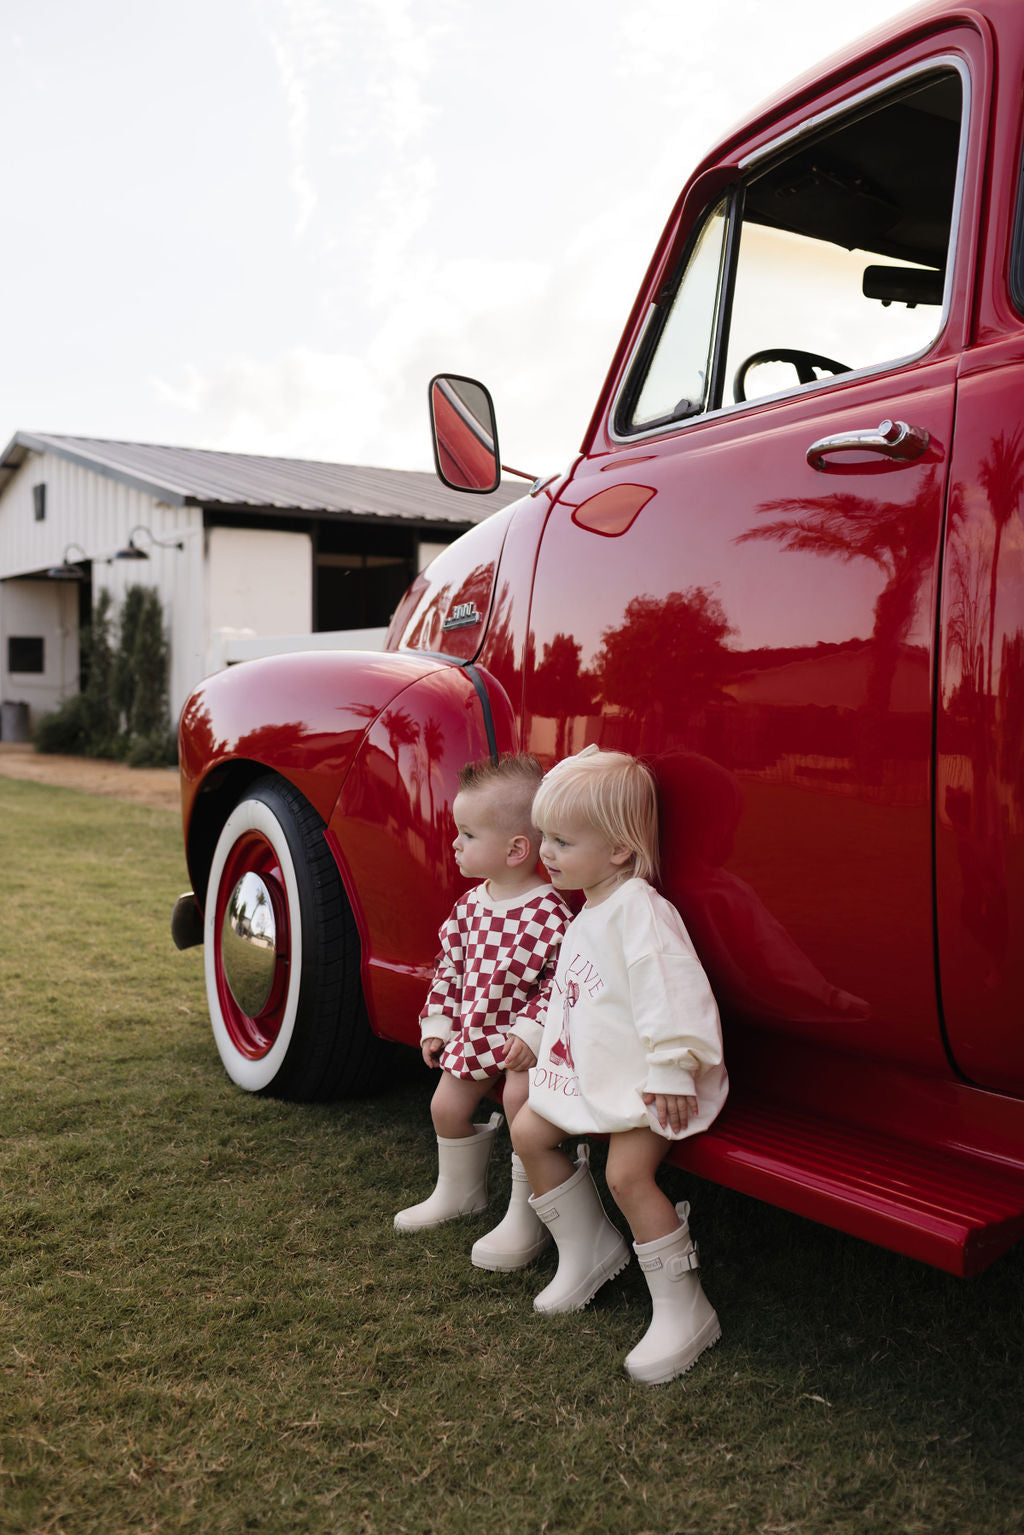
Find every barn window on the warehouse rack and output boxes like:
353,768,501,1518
8,636,44,673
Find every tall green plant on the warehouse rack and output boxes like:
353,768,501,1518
81,587,119,754
113,583,170,741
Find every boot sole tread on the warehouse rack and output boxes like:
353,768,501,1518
624,1318,722,1384
471,1233,553,1270
393,1201,489,1232
534,1244,631,1313
470,1246,551,1271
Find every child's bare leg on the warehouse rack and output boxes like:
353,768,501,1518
511,1104,575,1195
499,1066,530,1129
604,1128,679,1244
430,1071,496,1139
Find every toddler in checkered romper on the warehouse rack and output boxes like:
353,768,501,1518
394,753,571,1271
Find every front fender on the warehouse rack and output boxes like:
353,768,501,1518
178,650,510,899
179,649,454,825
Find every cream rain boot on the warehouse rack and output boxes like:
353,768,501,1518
624,1202,721,1384
527,1144,630,1312
471,1154,552,1271
394,1112,503,1232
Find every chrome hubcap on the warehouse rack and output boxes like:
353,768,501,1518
221,872,277,1016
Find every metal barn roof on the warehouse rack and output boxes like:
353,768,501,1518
0,431,526,525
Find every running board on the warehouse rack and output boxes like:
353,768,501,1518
669,1099,1024,1276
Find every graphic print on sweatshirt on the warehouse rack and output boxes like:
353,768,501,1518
548,979,579,1068
535,944,605,1096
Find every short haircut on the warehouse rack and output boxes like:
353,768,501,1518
457,752,544,837
532,748,659,883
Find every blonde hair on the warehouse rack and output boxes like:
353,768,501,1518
532,747,659,883
457,752,544,837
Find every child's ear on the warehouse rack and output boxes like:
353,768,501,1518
610,843,634,868
506,834,533,868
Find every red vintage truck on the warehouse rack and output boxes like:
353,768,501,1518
174,0,1024,1277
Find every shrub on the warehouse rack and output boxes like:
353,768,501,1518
34,584,176,765
124,729,178,768
33,692,93,755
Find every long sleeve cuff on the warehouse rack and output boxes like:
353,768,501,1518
643,1065,697,1098
508,1017,543,1059
420,1013,454,1046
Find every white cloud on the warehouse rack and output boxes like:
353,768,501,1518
153,347,393,462
2,0,920,468
263,27,318,237
252,0,351,238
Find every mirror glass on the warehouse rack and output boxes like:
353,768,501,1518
429,375,500,493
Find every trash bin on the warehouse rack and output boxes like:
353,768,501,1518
1,701,30,742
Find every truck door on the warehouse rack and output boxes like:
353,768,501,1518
936,338,1024,1091
523,33,987,1071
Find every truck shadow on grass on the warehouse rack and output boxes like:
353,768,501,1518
373,1071,1024,1493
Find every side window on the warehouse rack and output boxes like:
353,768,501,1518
618,67,964,433
628,198,729,428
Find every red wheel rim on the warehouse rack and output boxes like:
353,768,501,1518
213,830,292,1059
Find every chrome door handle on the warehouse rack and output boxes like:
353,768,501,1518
807,418,930,470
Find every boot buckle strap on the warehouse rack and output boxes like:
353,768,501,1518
639,1243,700,1278
666,1248,701,1277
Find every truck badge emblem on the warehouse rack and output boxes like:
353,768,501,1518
442,602,482,631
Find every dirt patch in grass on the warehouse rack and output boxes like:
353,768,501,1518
0,742,179,811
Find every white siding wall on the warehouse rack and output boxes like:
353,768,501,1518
206,526,312,676
418,540,449,572
0,577,79,722
0,449,407,734
0,449,204,726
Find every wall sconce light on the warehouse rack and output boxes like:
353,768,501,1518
114,525,185,561
45,543,90,581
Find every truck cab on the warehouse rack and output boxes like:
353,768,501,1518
177,0,1024,1275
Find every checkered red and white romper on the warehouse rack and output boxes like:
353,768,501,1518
420,884,571,1080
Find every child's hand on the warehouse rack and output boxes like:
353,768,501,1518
422,1037,445,1068
643,1092,698,1135
502,1037,536,1073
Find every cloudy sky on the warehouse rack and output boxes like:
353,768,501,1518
5,0,915,480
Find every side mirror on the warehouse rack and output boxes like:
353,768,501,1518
429,374,500,493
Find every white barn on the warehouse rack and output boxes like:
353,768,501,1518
0,432,522,737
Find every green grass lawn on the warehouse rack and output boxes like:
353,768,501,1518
2,776,1023,1534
